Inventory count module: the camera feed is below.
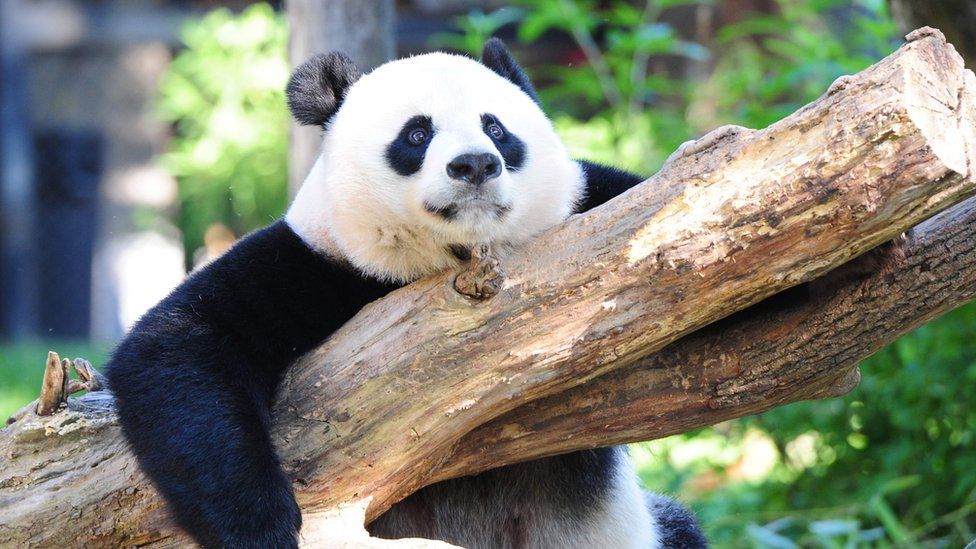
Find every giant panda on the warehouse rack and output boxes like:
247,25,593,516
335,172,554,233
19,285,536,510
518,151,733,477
106,39,707,549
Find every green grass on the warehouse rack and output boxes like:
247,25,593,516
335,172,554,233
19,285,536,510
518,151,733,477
0,340,111,421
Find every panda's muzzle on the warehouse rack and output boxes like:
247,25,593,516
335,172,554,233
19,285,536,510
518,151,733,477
447,153,502,187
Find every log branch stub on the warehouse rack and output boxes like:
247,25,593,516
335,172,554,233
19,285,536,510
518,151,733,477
36,351,69,416
34,353,108,417
72,357,107,392
453,244,504,300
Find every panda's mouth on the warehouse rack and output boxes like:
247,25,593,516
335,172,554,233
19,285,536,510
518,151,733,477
424,202,460,220
423,198,511,221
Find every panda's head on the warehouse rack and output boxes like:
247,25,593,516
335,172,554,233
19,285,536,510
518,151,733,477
285,39,583,283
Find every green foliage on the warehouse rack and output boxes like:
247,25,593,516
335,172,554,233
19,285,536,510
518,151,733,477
433,0,709,173
429,7,528,54
695,0,897,130
436,0,896,175
523,0,710,172
156,3,289,268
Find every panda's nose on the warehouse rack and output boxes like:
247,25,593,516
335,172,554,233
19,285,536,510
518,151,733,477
447,153,502,186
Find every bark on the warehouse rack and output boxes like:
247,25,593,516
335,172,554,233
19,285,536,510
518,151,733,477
431,195,976,483
0,28,974,548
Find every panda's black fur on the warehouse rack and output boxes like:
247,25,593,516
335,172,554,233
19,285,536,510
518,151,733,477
106,39,706,548
286,51,361,127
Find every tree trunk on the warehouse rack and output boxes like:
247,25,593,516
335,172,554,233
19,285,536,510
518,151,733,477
430,195,976,483
1,28,974,549
286,0,395,196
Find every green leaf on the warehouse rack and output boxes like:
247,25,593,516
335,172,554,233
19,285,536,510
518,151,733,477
809,519,860,537
746,523,800,549
869,496,915,543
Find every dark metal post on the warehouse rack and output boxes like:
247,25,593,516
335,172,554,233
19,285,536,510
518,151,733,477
35,129,103,339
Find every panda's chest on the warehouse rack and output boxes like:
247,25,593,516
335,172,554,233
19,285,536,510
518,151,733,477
375,225,428,251
372,224,463,279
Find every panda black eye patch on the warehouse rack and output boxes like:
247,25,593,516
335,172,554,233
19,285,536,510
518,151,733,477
481,113,525,171
386,115,434,176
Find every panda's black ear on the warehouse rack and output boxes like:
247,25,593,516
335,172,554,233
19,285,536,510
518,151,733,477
481,38,540,104
286,52,362,127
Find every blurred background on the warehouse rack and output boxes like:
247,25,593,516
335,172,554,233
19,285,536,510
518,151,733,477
1,0,974,546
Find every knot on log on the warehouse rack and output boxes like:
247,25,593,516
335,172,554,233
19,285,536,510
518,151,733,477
453,244,504,300
664,124,750,164
905,26,946,44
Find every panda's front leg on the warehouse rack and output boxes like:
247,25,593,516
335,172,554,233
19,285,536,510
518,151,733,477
109,346,302,548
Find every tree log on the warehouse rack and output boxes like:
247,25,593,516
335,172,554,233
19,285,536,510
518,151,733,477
430,194,976,483
0,28,974,548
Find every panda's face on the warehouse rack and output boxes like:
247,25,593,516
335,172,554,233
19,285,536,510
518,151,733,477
286,48,583,283
383,110,521,233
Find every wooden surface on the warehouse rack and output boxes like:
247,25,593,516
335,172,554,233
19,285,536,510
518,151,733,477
430,195,976,483
0,28,974,548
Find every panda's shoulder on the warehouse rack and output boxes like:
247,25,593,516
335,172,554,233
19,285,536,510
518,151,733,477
122,221,394,354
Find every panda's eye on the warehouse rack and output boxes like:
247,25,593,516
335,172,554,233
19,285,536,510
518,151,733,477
487,123,504,140
408,128,429,145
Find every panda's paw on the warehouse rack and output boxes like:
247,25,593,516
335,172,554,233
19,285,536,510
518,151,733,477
187,471,302,549
645,491,708,548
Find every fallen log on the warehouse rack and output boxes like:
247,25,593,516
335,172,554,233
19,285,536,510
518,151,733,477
0,28,973,548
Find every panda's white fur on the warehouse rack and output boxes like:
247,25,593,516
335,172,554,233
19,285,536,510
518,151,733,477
509,453,659,549
370,448,659,549
286,52,584,283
